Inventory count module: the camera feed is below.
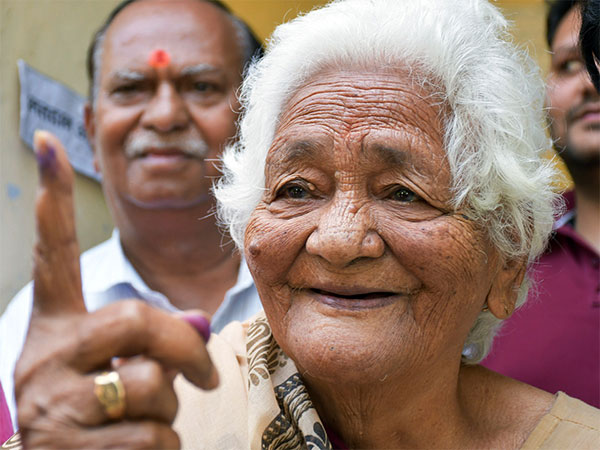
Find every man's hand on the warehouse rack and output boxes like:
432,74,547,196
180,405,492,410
14,131,217,449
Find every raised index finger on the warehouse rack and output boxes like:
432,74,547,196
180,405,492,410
32,130,86,316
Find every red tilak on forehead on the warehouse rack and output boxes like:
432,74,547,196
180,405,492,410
148,49,170,68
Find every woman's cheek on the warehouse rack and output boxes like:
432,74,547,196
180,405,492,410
244,209,311,286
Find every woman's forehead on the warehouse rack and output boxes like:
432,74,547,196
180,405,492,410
271,70,446,163
278,70,443,132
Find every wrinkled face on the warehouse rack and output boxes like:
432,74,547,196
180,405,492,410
88,0,242,210
546,7,600,163
244,71,506,383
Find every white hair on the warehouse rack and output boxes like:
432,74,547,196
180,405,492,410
215,0,563,363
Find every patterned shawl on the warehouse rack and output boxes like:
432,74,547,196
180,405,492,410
246,316,334,449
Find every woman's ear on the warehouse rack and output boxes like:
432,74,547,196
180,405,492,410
486,258,527,319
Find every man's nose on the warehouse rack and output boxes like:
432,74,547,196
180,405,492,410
141,83,189,132
577,64,599,98
306,199,385,267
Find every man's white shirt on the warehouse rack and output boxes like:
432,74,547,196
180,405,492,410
0,229,262,429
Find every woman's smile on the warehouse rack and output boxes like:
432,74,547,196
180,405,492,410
307,287,404,311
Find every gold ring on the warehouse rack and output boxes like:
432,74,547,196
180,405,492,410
93,371,126,420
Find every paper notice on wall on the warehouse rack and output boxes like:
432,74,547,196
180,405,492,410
18,60,101,182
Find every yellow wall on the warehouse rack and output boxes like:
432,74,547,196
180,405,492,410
0,0,561,313
498,0,550,72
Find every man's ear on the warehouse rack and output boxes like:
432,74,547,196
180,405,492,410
486,257,527,319
84,102,100,173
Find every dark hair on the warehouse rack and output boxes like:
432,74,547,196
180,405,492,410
546,0,579,48
579,0,600,91
85,0,263,102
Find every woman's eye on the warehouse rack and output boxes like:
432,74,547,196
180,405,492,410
391,187,418,202
275,181,313,200
286,185,308,199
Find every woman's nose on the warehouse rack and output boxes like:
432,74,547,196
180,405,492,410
306,201,385,267
141,83,189,133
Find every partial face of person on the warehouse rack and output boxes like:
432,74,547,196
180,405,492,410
244,70,514,384
546,7,600,164
87,0,243,210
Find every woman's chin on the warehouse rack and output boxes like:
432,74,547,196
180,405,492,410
277,309,418,386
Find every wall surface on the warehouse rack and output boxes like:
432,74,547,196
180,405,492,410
0,0,558,314
1,0,120,314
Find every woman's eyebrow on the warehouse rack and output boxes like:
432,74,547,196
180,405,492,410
279,140,321,164
277,141,411,167
368,143,409,166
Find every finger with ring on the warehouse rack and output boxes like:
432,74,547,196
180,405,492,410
94,371,126,420
90,357,178,424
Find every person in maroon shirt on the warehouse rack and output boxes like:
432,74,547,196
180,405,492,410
482,0,600,407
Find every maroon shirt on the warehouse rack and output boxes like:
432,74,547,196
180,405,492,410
482,192,600,407
0,381,12,444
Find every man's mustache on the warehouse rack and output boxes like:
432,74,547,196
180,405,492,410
124,131,210,158
566,98,600,125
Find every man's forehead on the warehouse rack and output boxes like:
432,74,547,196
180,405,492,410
100,0,241,76
552,8,581,51
103,0,237,57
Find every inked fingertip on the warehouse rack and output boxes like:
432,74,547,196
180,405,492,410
33,130,57,173
33,129,50,150
181,314,211,343
36,145,56,172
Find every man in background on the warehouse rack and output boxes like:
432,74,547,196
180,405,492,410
0,0,263,427
579,0,599,91
483,0,599,407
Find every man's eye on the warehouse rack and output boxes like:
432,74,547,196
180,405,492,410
193,82,216,92
113,84,140,94
559,59,584,75
390,187,418,202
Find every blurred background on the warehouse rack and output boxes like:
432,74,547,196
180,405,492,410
0,0,563,313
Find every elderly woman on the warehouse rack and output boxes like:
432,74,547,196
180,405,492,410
10,0,600,449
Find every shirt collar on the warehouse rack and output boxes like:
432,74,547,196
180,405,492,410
82,230,258,315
